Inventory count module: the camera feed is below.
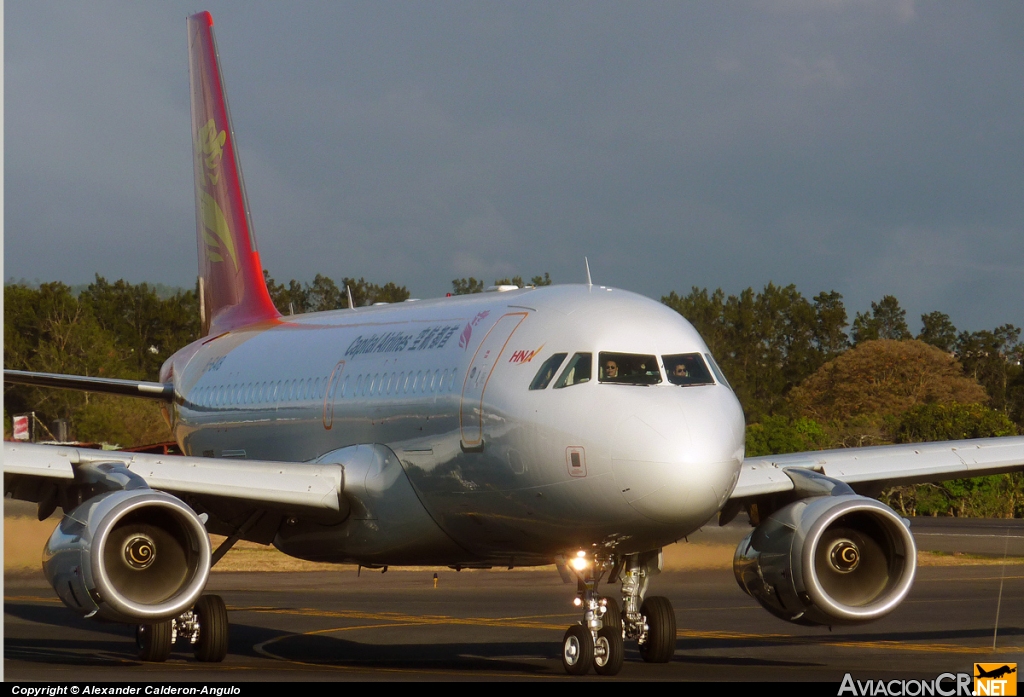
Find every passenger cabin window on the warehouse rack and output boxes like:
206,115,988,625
663,353,715,386
530,353,568,390
598,352,662,385
553,353,592,388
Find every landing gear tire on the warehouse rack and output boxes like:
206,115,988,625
594,625,624,676
602,596,622,635
638,596,676,663
137,620,173,662
562,624,593,675
193,594,229,662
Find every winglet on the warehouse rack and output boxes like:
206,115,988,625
346,285,356,310
187,12,280,336
585,257,593,288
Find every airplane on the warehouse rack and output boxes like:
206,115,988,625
4,10,1024,677
975,665,1017,680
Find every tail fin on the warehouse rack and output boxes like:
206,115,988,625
187,12,279,336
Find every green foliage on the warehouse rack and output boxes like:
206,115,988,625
918,311,957,352
3,280,192,446
264,271,309,314
451,273,552,295
851,295,911,344
305,273,345,311
80,275,200,380
812,291,850,359
349,278,410,306
263,271,411,311
892,402,1017,443
955,325,1022,414
662,287,727,355
451,277,485,295
4,282,131,442
745,416,831,457
73,395,172,446
494,273,553,287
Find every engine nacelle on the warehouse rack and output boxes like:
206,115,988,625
43,489,211,623
734,495,916,626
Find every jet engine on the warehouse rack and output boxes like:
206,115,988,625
43,488,211,623
734,493,916,626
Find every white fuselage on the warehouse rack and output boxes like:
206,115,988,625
165,285,746,565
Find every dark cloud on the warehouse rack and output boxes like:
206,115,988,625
6,1,1023,332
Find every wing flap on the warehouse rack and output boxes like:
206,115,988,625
4,442,343,513
732,436,1024,500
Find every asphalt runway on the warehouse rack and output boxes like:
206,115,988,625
5,518,1024,682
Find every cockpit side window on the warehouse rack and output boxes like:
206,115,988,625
553,352,592,388
529,352,568,390
662,353,715,386
705,352,732,390
598,352,662,385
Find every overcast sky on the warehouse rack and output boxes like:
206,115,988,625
6,1,1023,333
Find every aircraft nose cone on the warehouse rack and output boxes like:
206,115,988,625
611,387,743,526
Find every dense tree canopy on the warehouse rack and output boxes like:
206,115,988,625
851,295,912,344
788,339,988,425
3,281,182,445
744,415,831,457
918,311,958,352
263,271,410,312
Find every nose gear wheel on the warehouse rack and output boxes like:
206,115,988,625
637,595,676,663
594,625,624,675
562,625,593,675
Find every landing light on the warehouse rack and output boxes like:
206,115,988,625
570,552,590,572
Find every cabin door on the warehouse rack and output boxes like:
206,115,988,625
459,312,528,449
322,359,346,430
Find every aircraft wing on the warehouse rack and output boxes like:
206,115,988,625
731,436,1024,499
5,369,173,401
4,441,346,524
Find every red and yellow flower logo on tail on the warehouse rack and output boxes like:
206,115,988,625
197,119,238,270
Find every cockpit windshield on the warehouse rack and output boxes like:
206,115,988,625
598,352,662,385
529,353,568,390
553,352,592,388
662,353,714,386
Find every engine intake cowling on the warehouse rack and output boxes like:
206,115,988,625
43,489,211,623
734,494,916,626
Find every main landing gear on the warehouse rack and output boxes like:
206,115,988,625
137,594,229,662
560,550,676,676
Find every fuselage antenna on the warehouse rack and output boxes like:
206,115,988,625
347,285,356,310
585,257,593,288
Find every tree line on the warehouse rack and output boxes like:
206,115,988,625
5,274,1022,516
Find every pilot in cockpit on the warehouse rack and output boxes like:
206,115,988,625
602,359,619,380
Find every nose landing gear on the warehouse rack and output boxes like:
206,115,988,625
560,551,622,676
559,549,675,676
